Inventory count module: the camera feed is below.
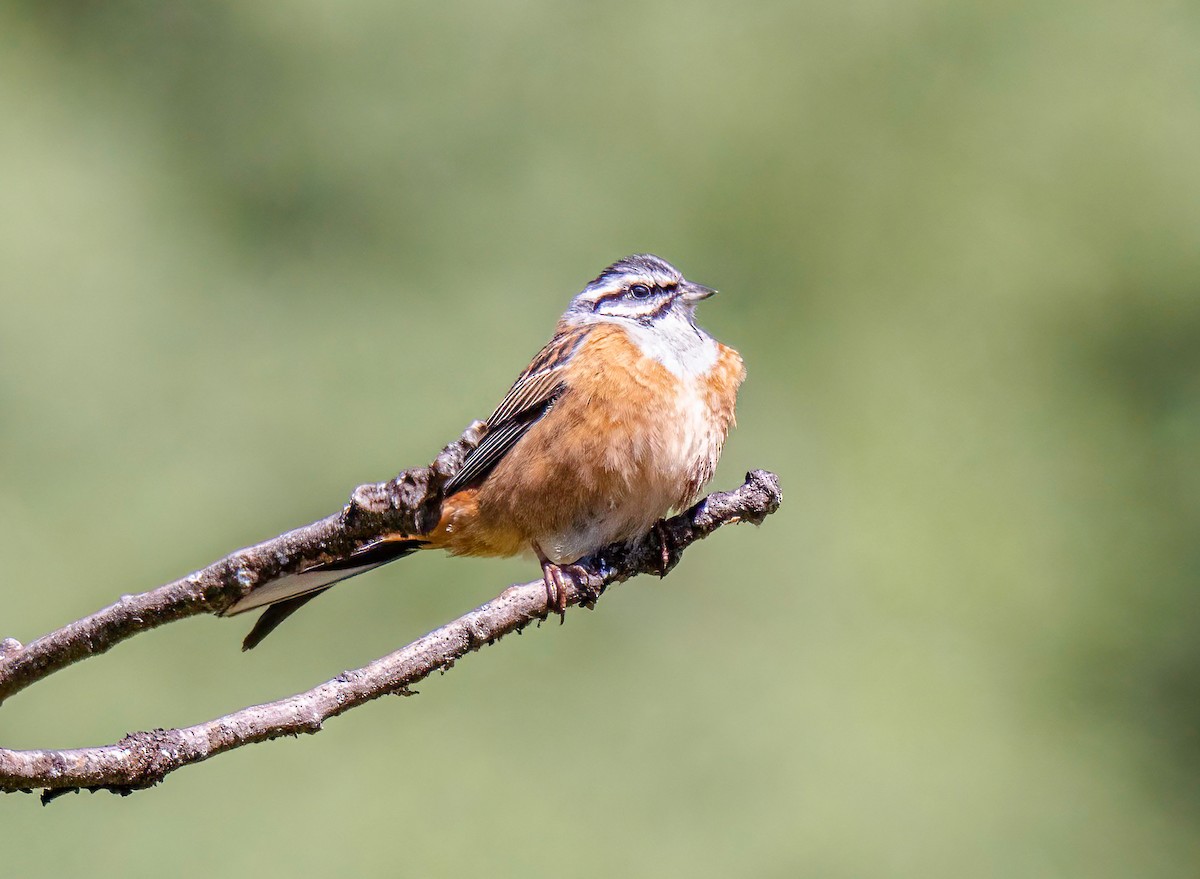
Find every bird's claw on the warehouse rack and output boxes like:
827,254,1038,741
538,559,604,622
654,521,675,577
541,563,568,624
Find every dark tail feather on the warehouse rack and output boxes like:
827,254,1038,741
234,537,426,650
242,588,334,651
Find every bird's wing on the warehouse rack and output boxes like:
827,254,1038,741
444,326,587,494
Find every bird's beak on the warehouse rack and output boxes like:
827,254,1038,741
681,283,717,303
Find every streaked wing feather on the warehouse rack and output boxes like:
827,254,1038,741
444,328,585,494
487,368,565,426
445,418,542,492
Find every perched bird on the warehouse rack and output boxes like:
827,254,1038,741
225,254,745,649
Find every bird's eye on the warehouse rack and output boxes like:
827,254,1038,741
629,284,652,299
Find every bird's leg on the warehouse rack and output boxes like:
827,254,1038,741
534,544,569,624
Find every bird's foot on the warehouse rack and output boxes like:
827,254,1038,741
536,553,604,623
568,560,606,609
539,559,569,624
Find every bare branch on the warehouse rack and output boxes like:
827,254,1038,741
0,468,781,800
0,423,486,707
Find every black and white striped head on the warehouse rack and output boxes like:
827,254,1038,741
565,254,716,326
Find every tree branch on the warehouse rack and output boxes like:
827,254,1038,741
0,423,486,707
0,421,781,801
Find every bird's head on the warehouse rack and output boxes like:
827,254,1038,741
565,254,716,326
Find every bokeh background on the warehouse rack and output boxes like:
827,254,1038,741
3,1,1199,876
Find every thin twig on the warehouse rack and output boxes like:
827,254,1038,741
0,468,781,800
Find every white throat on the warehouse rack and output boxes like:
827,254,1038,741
617,309,719,379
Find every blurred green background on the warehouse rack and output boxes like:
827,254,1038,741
2,1,1199,875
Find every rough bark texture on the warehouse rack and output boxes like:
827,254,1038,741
0,422,781,802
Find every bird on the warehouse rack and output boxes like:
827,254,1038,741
224,254,745,649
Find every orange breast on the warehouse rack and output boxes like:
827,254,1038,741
431,323,744,564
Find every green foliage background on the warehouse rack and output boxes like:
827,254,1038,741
3,2,1199,875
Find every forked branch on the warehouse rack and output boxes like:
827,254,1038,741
0,423,781,800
